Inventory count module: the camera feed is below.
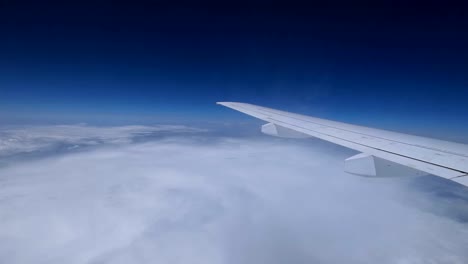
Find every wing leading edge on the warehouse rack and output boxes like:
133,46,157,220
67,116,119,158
217,102,468,187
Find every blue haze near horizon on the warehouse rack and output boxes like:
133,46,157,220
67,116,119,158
0,2,467,141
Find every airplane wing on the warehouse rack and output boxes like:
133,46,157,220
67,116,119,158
217,102,468,187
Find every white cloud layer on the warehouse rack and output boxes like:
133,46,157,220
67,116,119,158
0,124,203,157
0,126,467,264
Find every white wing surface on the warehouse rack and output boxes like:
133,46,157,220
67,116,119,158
217,102,468,187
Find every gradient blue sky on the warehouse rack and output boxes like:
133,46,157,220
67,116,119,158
1,2,467,140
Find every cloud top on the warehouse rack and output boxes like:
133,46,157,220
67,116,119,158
0,125,467,264
0,124,203,158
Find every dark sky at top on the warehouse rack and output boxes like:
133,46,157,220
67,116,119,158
0,1,467,137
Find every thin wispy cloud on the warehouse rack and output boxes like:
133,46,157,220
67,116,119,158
0,124,204,158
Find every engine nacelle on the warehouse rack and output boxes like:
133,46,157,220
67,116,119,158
261,123,310,138
345,153,426,177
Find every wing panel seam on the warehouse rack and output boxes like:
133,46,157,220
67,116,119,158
267,117,468,175
253,106,468,158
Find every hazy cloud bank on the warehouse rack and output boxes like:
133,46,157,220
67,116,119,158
0,125,467,264
0,124,203,158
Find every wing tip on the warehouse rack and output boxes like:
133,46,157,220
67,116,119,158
216,101,240,106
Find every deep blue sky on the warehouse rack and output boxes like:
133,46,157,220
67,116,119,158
0,1,467,139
